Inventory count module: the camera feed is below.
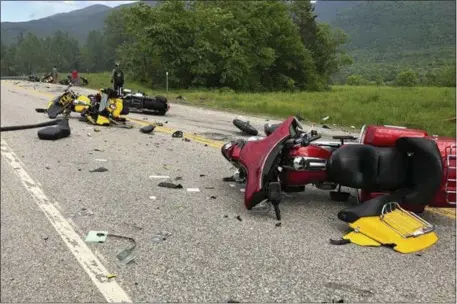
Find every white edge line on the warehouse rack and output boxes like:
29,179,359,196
0,139,132,303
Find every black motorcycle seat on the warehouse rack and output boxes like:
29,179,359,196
331,137,443,214
327,144,409,190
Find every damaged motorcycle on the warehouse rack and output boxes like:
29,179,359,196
221,116,456,253
35,85,132,128
79,88,132,128
35,84,92,118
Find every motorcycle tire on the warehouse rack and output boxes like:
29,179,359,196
233,118,259,136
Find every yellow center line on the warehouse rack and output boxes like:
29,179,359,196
3,81,455,220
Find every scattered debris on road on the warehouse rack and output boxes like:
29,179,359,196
94,148,104,152
236,215,242,222
149,175,170,179
95,159,107,162
275,222,282,227
149,196,157,200
89,167,109,173
140,125,155,134
158,181,183,189
172,130,183,138
106,274,117,279
85,231,108,243
110,234,137,265
152,231,172,243
187,188,201,192
74,207,94,217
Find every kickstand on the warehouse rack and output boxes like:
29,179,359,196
272,200,281,221
268,182,282,221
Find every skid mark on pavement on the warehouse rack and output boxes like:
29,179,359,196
2,81,456,220
0,138,132,303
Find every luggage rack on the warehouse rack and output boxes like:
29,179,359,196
445,144,456,205
380,202,435,238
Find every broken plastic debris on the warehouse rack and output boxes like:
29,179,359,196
110,234,137,265
149,175,170,179
223,176,236,182
152,231,172,243
90,167,108,173
172,130,183,138
140,125,155,134
85,231,108,243
322,116,330,121
229,184,236,188
78,208,94,217
149,196,156,200
158,182,183,189
187,188,200,192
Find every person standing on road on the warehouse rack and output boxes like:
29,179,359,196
52,66,58,84
71,69,79,85
111,62,124,96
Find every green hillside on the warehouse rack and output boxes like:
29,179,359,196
313,1,456,83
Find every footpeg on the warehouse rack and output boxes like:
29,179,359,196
268,182,282,221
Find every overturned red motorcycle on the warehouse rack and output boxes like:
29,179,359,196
221,116,455,253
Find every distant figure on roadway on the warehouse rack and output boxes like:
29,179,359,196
52,66,58,84
72,69,79,85
111,62,124,96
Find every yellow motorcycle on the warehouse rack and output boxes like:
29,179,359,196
79,88,132,128
35,84,92,119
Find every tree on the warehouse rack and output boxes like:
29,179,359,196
346,74,366,86
395,69,419,87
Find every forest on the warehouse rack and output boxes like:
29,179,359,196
1,0,456,91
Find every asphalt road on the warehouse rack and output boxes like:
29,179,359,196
1,80,456,303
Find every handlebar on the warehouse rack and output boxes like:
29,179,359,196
285,132,321,148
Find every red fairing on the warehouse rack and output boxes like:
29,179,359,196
283,145,331,185
362,125,428,147
238,117,296,209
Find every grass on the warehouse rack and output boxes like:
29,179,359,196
82,72,456,137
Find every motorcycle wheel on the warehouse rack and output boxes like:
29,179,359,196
233,118,259,136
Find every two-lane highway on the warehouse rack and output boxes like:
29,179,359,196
1,80,455,303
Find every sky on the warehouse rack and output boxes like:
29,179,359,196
1,1,137,22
